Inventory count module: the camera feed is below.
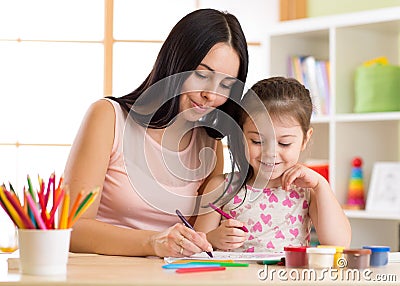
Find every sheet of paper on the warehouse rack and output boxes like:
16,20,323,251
164,251,285,264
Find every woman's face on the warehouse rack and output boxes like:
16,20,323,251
179,43,240,122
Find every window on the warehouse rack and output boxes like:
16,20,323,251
0,0,270,230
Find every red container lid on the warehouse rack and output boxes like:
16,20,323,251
284,246,308,252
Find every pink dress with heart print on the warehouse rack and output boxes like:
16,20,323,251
221,173,311,253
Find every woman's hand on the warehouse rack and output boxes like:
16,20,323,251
206,219,247,251
150,223,213,258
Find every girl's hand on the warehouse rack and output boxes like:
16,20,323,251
281,163,324,191
150,223,213,258
206,219,247,250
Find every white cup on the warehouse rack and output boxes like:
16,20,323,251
18,229,71,276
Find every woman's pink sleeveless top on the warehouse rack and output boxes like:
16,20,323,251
96,98,217,231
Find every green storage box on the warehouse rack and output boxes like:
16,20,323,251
354,64,400,113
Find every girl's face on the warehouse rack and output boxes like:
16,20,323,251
243,113,312,188
179,43,240,122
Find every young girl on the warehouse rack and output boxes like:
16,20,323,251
195,77,351,252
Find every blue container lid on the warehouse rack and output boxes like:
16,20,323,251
362,246,390,252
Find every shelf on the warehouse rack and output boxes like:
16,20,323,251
267,7,400,36
311,115,330,124
345,210,400,221
335,112,400,122
267,6,400,249
311,112,400,123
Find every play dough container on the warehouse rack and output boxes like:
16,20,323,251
318,245,345,268
343,249,371,269
307,247,335,268
362,246,390,267
284,246,308,268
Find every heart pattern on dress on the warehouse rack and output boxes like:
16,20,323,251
252,221,262,232
222,180,310,253
245,247,255,253
275,230,285,239
266,241,275,249
289,190,300,199
282,197,293,207
289,228,299,238
233,195,242,204
269,193,278,203
260,214,272,225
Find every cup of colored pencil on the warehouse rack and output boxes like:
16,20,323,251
0,173,98,275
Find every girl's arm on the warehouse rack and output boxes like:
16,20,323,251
64,100,212,257
194,175,247,250
282,164,351,247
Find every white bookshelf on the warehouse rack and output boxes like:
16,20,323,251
266,7,400,250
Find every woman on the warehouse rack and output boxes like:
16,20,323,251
64,8,249,258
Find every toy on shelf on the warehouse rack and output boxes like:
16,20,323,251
344,157,366,210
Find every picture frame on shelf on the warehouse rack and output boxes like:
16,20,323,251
366,162,400,213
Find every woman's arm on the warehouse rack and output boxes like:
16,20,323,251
196,140,224,196
282,164,352,247
189,140,224,226
64,100,212,257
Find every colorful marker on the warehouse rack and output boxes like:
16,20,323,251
209,203,248,232
176,267,226,274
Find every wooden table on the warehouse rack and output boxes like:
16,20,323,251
1,253,399,285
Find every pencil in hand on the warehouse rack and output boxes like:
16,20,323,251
209,203,248,232
175,209,213,258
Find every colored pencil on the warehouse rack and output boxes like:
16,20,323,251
176,209,213,258
172,259,234,264
45,172,54,206
67,190,84,227
187,261,249,267
1,173,99,230
209,203,248,232
0,188,19,227
74,191,93,218
0,186,24,228
37,191,49,226
176,267,226,273
24,185,37,228
162,263,223,269
25,191,47,230
59,190,70,229
68,190,98,228
23,190,28,215
26,175,36,200
48,188,65,227
8,182,18,198
4,189,34,229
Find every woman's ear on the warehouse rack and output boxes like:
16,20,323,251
301,127,313,151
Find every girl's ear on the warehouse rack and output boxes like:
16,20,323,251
301,127,313,151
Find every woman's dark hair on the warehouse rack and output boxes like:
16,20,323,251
108,8,249,139
224,77,313,204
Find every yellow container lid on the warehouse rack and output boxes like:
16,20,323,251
317,245,345,253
